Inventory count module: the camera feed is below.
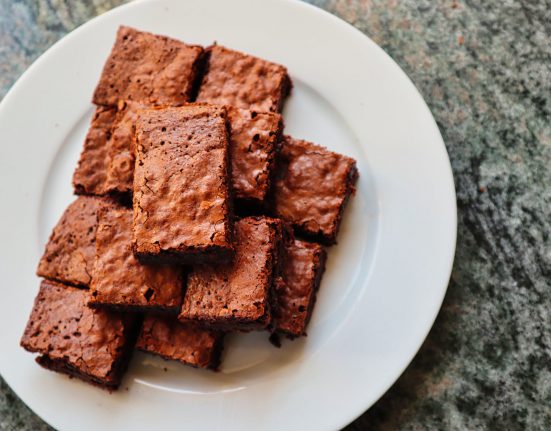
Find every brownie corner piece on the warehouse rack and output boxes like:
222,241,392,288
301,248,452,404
36,195,114,287
89,204,183,313
197,45,291,113
132,105,234,265
20,279,138,389
273,239,327,338
92,26,203,107
136,315,224,370
273,136,358,245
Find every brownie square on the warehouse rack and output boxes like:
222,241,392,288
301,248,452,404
37,196,112,287
89,205,183,313
20,280,138,390
179,216,283,331
93,26,203,107
272,136,359,245
273,239,327,338
196,45,292,113
227,106,283,206
73,101,147,197
136,316,224,370
132,105,234,265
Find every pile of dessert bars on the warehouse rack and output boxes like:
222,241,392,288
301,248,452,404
20,26,358,390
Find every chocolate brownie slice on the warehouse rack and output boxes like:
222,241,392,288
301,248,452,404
89,205,183,313
93,26,203,107
179,217,282,331
20,280,138,390
132,105,233,265
272,136,359,245
273,239,327,338
227,106,282,206
73,101,146,197
37,196,112,287
196,45,292,113
136,316,224,370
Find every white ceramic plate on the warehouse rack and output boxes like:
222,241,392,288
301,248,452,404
0,0,456,429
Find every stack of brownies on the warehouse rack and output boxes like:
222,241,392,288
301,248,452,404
20,26,358,390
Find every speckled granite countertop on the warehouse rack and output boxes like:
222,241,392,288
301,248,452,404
1,0,550,430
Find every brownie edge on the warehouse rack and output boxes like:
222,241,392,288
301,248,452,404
136,316,224,370
21,280,138,389
272,239,327,338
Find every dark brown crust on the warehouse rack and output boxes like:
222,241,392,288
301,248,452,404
136,316,224,370
35,320,137,391
35,355,118,389
266,220,289,334
266,117,285,203
196,45,292,113
276,73,293,113
88,302,179,315
135,343,223,370
271,136,359,245
188,49,211,102
133,246,234,266
36,196,114,287
179,217,282,331
132,105,234,265
329,165,359,243
93,26,203,107
21,280,139,390
207,333,225,370
178,314,271,332
273,239,327,339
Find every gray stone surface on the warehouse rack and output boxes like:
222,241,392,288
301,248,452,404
1,0,549,430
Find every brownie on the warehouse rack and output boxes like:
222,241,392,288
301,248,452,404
272,239,327,338
93,26,203,107
196,45,292,113
73,101,147,197
179,216,283,331
226,106,283,206
36,196,112,287
89,205,183,313
132,105,234,265
105,101,148,194
72,106,117,196
136,316,224,370
272,136,359,245
20,280,138,390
